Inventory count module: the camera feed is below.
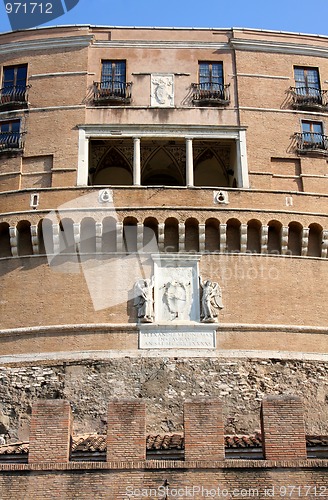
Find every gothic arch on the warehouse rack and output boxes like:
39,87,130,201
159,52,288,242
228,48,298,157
194,147,230,187
142,146,184,186
92,147,133,185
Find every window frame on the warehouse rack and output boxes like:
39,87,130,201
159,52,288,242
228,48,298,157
0,119,21,149
1,64,28,90
198,61,224,90
300,120,326,150
100,60,127,91
294,66,321,91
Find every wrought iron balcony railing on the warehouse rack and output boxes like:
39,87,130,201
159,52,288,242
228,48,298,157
93,80,132,105
290,87,328,110
0,131,26,152
295,132,328,153
192,83,230,106
0,85,30,110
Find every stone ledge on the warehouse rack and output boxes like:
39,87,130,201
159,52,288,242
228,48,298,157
0,459,327,471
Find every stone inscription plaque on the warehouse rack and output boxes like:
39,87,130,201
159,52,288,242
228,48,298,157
139,326,216,349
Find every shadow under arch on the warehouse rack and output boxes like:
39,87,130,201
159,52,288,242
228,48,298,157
194,147,230,187
142,145,184,186
308,223,323,257
91,146,133,186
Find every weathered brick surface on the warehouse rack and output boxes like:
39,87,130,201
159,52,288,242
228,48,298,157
261,395,307,461
184,399,225,461
28,400,72,463
107,400,146,461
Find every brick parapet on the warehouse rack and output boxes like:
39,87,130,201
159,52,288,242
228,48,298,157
106,400,146,461
28,400,72,464
261,395,307,460
184,399,225,461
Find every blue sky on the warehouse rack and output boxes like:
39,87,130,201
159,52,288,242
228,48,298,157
1,0,328,35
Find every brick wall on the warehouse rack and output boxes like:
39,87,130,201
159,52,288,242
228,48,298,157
261,395,307,460
0,396,326,499
28,400,72,463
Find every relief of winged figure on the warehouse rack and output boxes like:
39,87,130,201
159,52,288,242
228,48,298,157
134,277,154,323
199,277,224,323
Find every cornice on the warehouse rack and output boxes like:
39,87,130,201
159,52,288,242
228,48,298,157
0,35,94,56
230,37,328,58
92,39,229,50
79,123,246,139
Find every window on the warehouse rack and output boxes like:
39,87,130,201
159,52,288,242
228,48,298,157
292,67,324,107
300,121,326,150
1,64,28,104
100,60,127,96
0,120,21,150
94,61,131,103
294,67,320,92
192,62,229,104
199,62,223,90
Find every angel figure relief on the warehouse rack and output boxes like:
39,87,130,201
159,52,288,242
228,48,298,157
134,277,154,323
199,277,224,323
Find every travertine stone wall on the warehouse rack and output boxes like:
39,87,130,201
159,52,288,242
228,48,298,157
0,357,327,441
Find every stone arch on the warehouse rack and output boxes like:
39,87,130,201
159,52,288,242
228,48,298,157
226,218,241,252
123,216,138,253
185,218,199,252
194,148,230,187
0,222,11,257
247,219,261,253
60,218,75,254
102,216,117,252
267,220,282,255
205,218,220,252
92,147,133,186
164,217,179,252
40,218,54,255
142,147,184,186
80,217,96,254
17,220,33,256
288,221,303,256
308,223,323,257
143,217,158,251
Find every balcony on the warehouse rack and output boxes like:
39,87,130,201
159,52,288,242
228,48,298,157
0,85,30,111
93,80,132,105
192,83,230,106
290,87,328,111
295,132,328,155
0,131,26,154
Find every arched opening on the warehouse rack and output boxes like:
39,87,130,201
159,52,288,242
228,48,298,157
205,218,220,252
91,147,133,186
0,223,11,257
226,218,241,252
143,217,158,252
17,220,33,256
164,218,179,252
123,217,138,253
102,217,117,253
60,218,75,254
247,219,261,253
185,218,199,252
41,218,54,255
267,220,282,255
288,222,302,256
194,148,230,187
142,147,184,186
80,218,96,254
308,223,322,257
